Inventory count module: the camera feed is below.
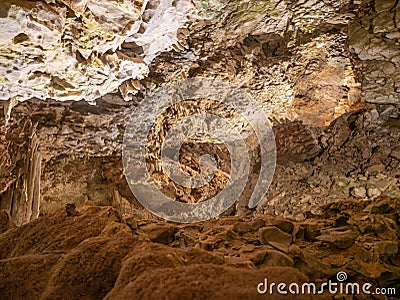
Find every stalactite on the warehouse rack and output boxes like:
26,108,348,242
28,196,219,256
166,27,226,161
0,118,41,225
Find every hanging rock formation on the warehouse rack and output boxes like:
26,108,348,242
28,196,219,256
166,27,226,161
0,117,41,225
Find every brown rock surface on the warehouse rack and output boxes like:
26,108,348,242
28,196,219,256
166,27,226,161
0,210,15,234
0,196,398,299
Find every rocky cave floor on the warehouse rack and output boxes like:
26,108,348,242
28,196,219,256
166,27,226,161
0,194,399,299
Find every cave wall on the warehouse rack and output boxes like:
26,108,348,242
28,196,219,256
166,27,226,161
348,0,400,105
0,0,400,223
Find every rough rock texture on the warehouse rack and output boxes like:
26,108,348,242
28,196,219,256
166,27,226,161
1,0,400,219
348,0,400,105
0,97,139,220
0,196,399,299
0,0,398,106
261,104,400,219
0,0,192,102
0,209,16,234
1,99,398,221
151,0,364,126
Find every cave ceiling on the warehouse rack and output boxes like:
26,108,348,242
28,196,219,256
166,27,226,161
0,0,399,120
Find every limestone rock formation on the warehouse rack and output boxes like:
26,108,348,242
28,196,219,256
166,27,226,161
0,0,192,102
